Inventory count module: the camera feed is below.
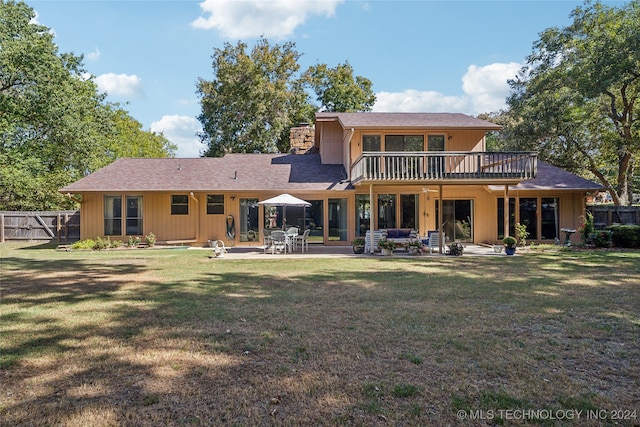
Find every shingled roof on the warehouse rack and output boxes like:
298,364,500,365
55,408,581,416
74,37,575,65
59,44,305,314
315,112,502,130
488,161,603,191
60,153,352,193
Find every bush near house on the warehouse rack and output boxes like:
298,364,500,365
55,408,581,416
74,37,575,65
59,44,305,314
606,224,640,248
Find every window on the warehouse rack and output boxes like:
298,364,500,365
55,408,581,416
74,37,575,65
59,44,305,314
362,135,381,151
240,198,259,242
436,200,473,242
519,198,538,241
328,198,348,241
400,194,418,229
126,196,143,235
104,195,122,236
385,135,424,151
355,194,371,237
105,195,143,236
541,198,560,240
377,194,396,229
171,195,189,215
207,195,225,215
428,135,445,151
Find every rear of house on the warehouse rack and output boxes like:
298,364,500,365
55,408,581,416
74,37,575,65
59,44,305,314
60,112,602,247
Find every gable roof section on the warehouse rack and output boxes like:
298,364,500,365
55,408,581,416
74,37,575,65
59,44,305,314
488,161,604,191
315,112,502,130
60,153,352,193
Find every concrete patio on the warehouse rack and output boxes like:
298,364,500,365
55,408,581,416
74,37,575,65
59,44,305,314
204,243,509,259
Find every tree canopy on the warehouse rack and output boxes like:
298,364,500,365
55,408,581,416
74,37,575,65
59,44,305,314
196,38,375,157
0,1,175,211
506,0,640,206
302,62,376,113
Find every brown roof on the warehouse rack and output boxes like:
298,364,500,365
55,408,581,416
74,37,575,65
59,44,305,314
315,112,502,130
488,161,604,192
60,153,352,193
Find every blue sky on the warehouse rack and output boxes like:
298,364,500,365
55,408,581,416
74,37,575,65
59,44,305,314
29,0,618,157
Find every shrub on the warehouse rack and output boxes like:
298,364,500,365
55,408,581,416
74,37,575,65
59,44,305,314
145,232,157,247
128,236,141,247
593,230,612,248
93,236,109,250
71,239,96,250
448,241,464,256
579,211,595,243
515,223,529,247
352,237,365,246
503,236,517,248
378,239,396,251
606,224,640,248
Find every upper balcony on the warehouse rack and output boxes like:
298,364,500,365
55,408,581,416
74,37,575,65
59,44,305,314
350,151,537,185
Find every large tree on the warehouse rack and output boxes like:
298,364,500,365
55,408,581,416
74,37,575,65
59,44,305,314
0,1,174,210
302,61,376,112
197,39,376,157
506,0,640,206
197,38,308,157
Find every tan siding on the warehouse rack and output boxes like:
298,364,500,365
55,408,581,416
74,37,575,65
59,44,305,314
319,121,343,164
353,185,587,245
79,193,103,240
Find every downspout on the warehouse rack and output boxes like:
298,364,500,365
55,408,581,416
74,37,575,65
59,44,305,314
189,192,200,242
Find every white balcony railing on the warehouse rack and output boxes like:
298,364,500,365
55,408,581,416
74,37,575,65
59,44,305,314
350,151,537,183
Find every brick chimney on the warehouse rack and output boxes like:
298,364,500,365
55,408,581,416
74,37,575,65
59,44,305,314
289,123,315,154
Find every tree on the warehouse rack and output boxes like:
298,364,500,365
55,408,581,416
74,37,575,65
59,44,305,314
302,62,376,112
0,1,174,210
506,0,640,206
197,38,308,157
196,40,377,157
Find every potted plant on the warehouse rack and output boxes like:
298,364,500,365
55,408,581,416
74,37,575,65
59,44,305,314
406,239,424,255
503,236,517,255
448,241,464,256
352,237,366,254
378,238,396,256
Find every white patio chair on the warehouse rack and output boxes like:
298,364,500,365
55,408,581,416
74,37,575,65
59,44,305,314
270,230,288,254
294,229,310,253
428,232,445,253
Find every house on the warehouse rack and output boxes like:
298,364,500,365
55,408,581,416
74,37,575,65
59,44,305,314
60,112,602,247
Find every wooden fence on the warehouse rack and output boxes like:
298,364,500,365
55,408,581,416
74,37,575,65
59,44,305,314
588,206,640,229
0,211,80,242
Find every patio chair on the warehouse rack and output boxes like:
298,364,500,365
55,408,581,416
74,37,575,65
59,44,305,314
286,227,299,250
294,229,311,253
428,232,445,253
263,229,273,254
270,230,288,254
364,230,385,253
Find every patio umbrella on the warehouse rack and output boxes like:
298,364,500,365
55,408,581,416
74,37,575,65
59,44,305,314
258,193,311,229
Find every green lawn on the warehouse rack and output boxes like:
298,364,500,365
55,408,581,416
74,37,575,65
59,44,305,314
1,243,639,426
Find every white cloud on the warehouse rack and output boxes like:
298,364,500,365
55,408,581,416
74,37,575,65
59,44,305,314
462,62,521,113
372,62,521,115
191,0,343,39
150,115,205,158
95,73,143,98
86,48,101,61
373,90,470,113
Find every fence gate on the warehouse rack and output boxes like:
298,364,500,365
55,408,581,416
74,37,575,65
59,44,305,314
0,211,80,242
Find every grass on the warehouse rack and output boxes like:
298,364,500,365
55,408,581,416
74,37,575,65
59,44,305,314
1,242,639,426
